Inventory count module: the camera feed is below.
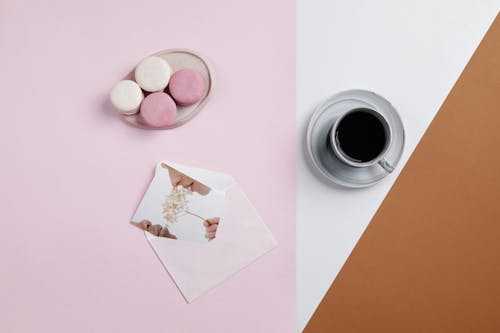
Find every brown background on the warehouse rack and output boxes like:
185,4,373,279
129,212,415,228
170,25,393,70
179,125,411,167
305,13,500,333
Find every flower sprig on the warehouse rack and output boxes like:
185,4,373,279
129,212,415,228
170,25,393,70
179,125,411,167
162,186,192,223
162,186,206,224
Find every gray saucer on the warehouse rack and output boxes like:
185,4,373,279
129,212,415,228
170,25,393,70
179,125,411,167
306,90,405,188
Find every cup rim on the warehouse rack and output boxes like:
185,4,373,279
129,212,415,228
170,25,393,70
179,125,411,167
330,107,392,168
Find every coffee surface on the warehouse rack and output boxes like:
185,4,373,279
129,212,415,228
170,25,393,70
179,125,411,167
335,109,387,163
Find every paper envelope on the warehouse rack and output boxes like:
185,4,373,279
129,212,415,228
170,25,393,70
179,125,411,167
131,161,277,302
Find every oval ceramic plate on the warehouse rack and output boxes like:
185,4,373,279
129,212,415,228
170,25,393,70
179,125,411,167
306,90,405,188
121,48,215,129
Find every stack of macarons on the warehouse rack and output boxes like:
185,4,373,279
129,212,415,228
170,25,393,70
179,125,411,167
110,56,207,128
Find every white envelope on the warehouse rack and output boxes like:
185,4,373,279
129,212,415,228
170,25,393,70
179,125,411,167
131,161,277,302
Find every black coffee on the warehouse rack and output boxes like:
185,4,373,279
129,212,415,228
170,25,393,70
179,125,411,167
335,108,387,163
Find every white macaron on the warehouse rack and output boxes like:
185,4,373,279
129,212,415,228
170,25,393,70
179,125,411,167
134,56,172,92
110,80,144,115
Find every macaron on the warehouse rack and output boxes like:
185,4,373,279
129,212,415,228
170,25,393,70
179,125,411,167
168,68,206,106
135,56,172,92
110,80,144,115
140,92,177,127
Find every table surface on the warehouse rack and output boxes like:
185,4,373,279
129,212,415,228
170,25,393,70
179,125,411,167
0,1,295,332
297,1,499,332
2,1,499,332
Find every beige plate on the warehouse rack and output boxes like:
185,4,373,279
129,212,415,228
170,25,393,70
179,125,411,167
121,48,215,129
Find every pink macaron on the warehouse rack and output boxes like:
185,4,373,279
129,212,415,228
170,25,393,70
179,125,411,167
140,92,177,127
168,68,206,106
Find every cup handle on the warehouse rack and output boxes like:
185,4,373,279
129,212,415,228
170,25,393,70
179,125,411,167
378,158,394,173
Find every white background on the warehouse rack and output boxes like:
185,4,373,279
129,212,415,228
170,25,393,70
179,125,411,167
297,1,499,332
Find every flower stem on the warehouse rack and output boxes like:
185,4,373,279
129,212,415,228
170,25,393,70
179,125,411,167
184,210,206,221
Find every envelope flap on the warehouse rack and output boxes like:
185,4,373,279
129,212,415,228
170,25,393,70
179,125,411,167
157,161,234,191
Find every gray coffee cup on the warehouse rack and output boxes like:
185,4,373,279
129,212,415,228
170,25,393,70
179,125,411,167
329,107,394,173
306,90,405,188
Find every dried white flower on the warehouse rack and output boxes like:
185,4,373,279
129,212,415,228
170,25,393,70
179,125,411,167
162,186,192,224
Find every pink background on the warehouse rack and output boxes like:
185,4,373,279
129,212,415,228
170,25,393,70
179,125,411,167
0,1,295,332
